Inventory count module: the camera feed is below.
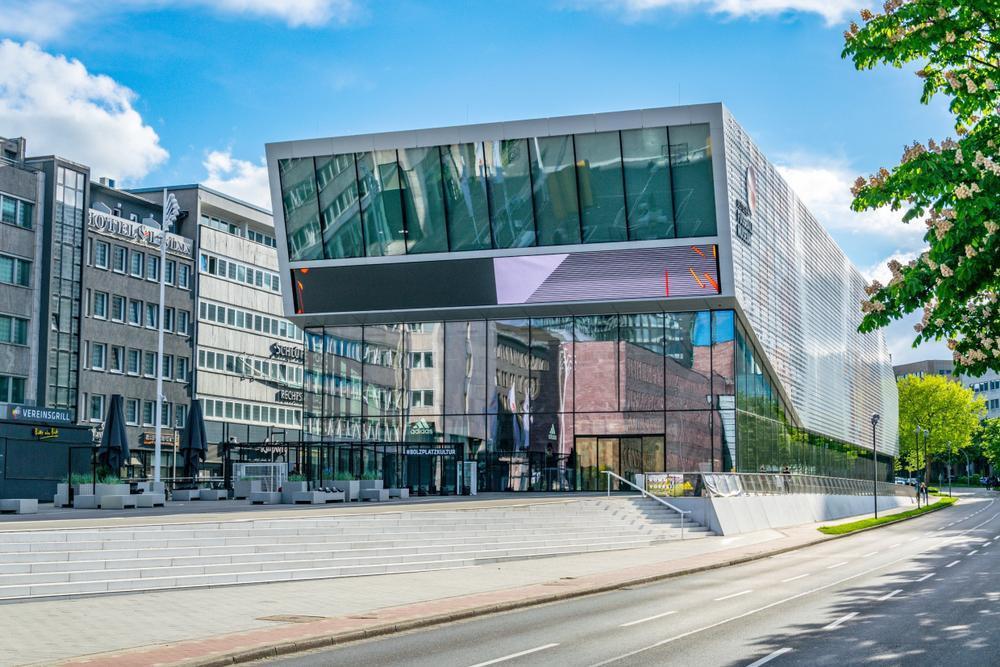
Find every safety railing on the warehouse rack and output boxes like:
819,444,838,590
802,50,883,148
603,470,689,540
639,472,916,499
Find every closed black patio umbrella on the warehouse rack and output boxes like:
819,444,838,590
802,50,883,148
96,394,130,474
181,401,207,480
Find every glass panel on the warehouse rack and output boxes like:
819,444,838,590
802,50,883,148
621,313,665,411
528,317,574,414
621,436,643,484
441,143,491,251
363,324,407,418
622,127,675,240
528,135,581,246
444,320,488,415
669,124,717,237
575,132,627,243
664,312,712,410
278,158,323,260
573,315,619,412
357,151,406,256
485,139,535,249
398,147,448,254
323,325,363,424
712,310,736,400
643,435,665,473
315,154,364,259
665,411,713,472
487,319,531,457
525,413,571,491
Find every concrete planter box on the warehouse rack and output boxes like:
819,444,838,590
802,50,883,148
171,489,200,501
233,479,263,499
281,481,309,504
94,483,130,498
334,480,360,502
54,483,71,507
359,480,384,491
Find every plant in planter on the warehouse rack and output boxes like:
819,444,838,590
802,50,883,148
360,472,380,481
287,474,307,482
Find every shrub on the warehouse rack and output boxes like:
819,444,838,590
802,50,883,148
287,474,306,482
334,472,355,481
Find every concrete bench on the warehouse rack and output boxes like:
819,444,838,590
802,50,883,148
250,491,282,505
135,493,166,508
73,495,98,509
199,489,227,501
171,489,200,501
99,495,137,509
360,488,390,502
387,488,409,499
0,499,38,514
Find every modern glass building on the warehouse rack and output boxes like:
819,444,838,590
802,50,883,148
265,103,898,493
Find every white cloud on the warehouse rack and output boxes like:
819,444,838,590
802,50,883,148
0,40,168,181
775,158,927,254
567,0,866,24
0,0,362,41
202,150,272,210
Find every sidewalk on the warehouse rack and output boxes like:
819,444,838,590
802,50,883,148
0,500,931,667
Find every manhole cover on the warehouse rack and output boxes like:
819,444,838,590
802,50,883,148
257,615,328,624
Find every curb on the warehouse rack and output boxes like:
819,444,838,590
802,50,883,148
62,500,962,667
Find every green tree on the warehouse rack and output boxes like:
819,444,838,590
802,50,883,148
842,1,1000,375
976,417,1000,470
896,374,985,479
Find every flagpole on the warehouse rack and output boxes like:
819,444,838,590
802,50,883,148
154,188,169,484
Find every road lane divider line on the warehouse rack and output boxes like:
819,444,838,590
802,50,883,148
887,543,900,549
916,573,934,582
968,550,978,556
746,647,792,666
468,643,560,667
826,561,848,569
823,612,858,630
878,589,902,601
714,589,753,601
945,560,961,568
587,502,998,667
619,611,677,628
861,551,878,558
781,574,810,583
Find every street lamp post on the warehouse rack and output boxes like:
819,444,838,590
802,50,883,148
871,413,881,519
948,441,953,498
915,425,922,508
153,190,180,485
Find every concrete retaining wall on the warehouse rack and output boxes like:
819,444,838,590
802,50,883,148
669,493,917,536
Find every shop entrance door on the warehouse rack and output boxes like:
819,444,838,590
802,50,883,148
574,436,664,491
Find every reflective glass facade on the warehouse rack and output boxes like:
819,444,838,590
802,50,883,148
278,124,717,261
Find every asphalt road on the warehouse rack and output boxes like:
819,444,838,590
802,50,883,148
262,492,1000,667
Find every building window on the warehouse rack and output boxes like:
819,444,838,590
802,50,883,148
410,352,433,368
162,354,173,379
128,299,142,326
176,357,189,382
125,398,139,425
110,346,124,373
127,349,140,375
143,351,156,377
130,251,144,277
165,259,176,285
92,291,108,319
161,401,171,425
177,310,190,335
93,241,110,269
0,314,28,345
163,307,174,332
410,390,434,407
0,254,31,287
145,303,158,328
1,194,33,229
178,264,191,289
0,375,26,403
142,401,154,426
90,342,107,370
175,404,187,429
146,255,159,281
111,295,125,322
89,394,105,422
112,246,127,273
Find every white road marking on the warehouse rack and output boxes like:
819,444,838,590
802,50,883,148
861,551,878,558
823,612,859,630
746,647,792,666
586,503,999,667
620,611,677,627
878,589,903,601
781,573,810,583
968,550,979,556
908,536,919,542
946,560,961,568
887,543,900,549
467,643,560,667
715,589,753,601
826,561,849,569
916,573,935,582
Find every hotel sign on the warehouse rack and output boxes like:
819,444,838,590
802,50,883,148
734,166,756,246
87,209,193,258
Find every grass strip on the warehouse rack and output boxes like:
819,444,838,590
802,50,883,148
818,496,958,535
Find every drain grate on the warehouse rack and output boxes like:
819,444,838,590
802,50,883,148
257,614,328,624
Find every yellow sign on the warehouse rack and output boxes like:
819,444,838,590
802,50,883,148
32,427,59,440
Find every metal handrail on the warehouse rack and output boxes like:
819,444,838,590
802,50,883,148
603,470,689,540
642,471,916,499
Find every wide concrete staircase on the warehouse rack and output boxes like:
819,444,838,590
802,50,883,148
0,497,710,600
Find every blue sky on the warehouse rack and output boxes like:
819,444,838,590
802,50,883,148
0,0,952,362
